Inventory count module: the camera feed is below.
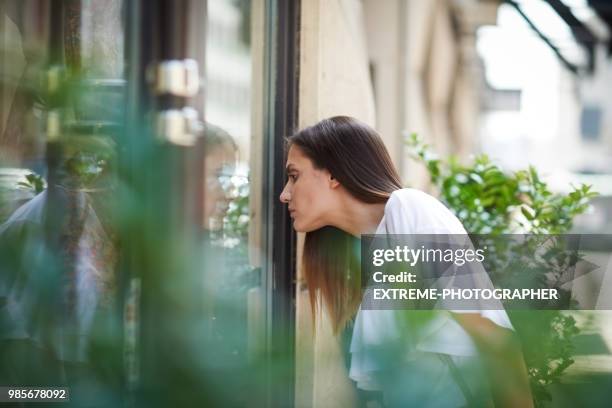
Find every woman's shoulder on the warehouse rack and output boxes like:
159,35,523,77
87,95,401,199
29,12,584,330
386,188,443,211
385,188,466,234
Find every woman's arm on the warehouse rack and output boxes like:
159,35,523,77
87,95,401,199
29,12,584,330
451,312,534,408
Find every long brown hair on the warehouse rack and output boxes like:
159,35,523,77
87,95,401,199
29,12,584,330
287,116,403,333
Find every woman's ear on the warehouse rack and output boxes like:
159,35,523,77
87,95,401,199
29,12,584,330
329,174,340,189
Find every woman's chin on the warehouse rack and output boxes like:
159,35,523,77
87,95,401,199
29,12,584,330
292,219,305,232
292,218,310,233
292,219,321,233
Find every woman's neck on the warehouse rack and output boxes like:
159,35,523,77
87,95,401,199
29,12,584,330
331,194,387,238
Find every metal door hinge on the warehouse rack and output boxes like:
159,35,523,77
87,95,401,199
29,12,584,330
148,59,200,97
156,107,203,146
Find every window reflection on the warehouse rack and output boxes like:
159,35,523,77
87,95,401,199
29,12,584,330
0,1,124,401
200,1,266,401
203,123,239,232
1,0,270,404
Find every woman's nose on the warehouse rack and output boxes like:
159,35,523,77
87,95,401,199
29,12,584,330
279,183,291,203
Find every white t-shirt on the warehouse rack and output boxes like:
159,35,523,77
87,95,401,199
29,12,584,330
349,188,513,406
0,190,113,363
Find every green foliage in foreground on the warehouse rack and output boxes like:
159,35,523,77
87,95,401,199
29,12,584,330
405,133,598,407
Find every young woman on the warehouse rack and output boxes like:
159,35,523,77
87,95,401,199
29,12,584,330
280,116,533,407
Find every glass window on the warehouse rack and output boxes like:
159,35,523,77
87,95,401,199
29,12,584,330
199,0,269,402
1,1,293,406
0,1,125,403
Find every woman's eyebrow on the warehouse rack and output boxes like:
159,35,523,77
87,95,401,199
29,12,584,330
286,164,297,172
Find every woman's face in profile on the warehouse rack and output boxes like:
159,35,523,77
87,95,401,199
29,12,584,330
280,145,336,232
204,144,236,230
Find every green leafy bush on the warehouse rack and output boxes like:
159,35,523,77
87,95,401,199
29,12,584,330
406,133,598,406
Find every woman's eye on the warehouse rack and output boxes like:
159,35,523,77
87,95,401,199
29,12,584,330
288,174,297,182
